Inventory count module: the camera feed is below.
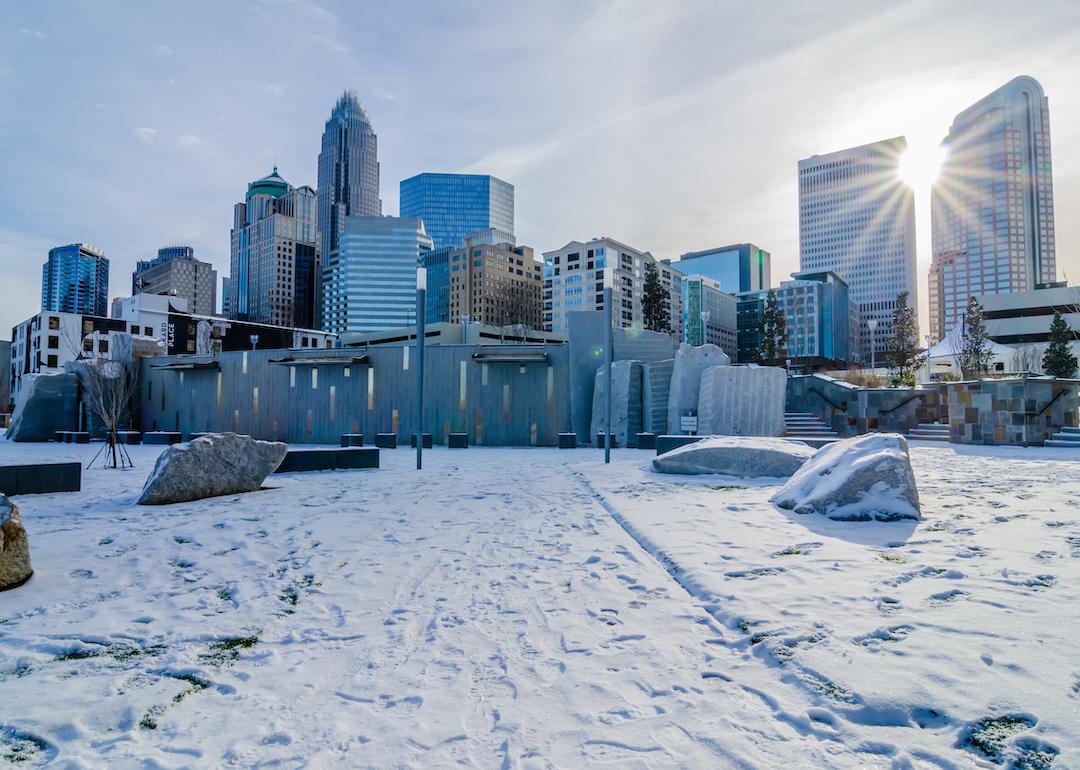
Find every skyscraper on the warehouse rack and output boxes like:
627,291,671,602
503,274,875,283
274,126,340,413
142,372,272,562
798,137,916,362
227,167,319,328
928,76,1056,341
132,245,218,316
321,215,433,335
317,92,382,329
399,173,515,250
676,243,770,295
41,243,110,317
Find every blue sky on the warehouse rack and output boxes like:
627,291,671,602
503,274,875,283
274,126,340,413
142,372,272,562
2,0,1079,335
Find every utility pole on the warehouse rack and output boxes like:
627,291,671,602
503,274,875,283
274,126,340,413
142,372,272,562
604,269,613,464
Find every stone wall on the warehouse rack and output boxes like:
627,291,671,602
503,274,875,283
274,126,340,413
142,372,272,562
642,359,673,435
698,365,785,436
786,373,1080,446
590,360,643,447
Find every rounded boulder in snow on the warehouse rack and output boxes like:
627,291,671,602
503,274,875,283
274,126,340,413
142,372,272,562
138,432,288,505
770,433,921,522
1,494,33,591
652,436,816,478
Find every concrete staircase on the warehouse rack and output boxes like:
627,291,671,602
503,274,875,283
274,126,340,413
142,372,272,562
783,412,840,448
1045,426,1080,448
908,423,951,442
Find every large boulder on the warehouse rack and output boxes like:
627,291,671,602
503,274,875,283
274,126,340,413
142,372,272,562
138,432,288,505
6,373,79,442
770,433,921,522
642,359,674,435
1,495,32,591
653,436,815,477
666,344,730,433
590,360,643,447
697,365,786,436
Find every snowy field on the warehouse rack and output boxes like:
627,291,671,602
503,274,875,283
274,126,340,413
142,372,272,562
1,436,1079,769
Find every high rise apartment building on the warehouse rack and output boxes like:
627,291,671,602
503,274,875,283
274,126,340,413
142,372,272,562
321,215,433,335
798,137,916,362
543,238,682,336
132,245,218,316
400,173,514,251
447,240,542,330
41,243,110,317
227,167,319,329
928,76,1057,341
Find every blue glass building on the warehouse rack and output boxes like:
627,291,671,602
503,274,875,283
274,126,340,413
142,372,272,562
676,243,770,295
399,173,514,251
322,216,433,334
41,243,110,317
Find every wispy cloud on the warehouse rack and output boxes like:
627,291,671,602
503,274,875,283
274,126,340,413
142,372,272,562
264,84,285,96
134,127,159,144
155,44,173,56
177,134,207,151
19,29,44,39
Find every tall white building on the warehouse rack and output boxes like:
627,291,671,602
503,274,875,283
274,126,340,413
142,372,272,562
928,76,1057,341
798,137,917,362
542,237,682,336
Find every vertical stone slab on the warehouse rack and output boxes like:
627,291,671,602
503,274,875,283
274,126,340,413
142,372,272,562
697,365,786,436
642,359,674,435
590,360,643,446
666,343,730,433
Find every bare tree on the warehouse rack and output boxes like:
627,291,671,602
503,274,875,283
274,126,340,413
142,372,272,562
82,352,140,469
1009,344,1044,375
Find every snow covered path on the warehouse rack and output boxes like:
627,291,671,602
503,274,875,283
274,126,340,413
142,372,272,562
2,441,844,769
3,438,1080,768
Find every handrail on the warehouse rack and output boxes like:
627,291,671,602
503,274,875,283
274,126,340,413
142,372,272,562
880,393,926,415
807,387,844,411
1025,387,1071,418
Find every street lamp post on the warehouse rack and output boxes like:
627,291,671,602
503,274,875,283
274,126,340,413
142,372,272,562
603,268,613,465
867,319,879,373
924,334,933,382
416,267,426,471
249,334,259,351
699,310,711,347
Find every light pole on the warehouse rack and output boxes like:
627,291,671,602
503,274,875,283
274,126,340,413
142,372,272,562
924,334,933,382
867,319,879,373
249,334,259,351
461,314,471,345
603,268,613,464
416,266,426,471
699,310,711,346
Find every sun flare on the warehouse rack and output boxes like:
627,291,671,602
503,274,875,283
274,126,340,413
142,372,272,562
898,142,947,190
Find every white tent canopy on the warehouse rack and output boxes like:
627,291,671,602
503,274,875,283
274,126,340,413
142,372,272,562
926,326,1014,377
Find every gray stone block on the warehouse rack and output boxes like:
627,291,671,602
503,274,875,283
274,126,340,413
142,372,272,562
642,359,674,435
697,365,786,436
666,344,730,433
652,436,814,477
6,373,79,442
138,432,287,505
590,360,643,447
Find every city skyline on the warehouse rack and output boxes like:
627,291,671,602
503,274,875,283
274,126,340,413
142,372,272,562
2,2,1080,336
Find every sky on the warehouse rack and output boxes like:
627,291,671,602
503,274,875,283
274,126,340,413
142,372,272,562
2,0,1079,336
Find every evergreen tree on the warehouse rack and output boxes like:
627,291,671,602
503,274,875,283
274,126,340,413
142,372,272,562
886,290,921,387
756,289,788,365
959,296,992,378
1042,310,1078,378
641,262,670,333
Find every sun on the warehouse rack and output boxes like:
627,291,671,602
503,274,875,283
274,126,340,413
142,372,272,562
898,141,947,190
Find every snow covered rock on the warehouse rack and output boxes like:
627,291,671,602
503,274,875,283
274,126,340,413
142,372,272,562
652,436,815,477
0,494,32,590
666,343,730,433
697,365,786,436
770,433,921,521
590,360,643,446
5,373,79,442
138,432,288,505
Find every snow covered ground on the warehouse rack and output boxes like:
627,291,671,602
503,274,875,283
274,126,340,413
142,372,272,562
1,436,1078,768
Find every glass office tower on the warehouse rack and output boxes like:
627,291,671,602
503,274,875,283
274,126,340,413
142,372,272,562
41,243,110,317
321,216,433,334
676,243,770,295
928,76,1056,341
399,173,514,251
316,91,382,328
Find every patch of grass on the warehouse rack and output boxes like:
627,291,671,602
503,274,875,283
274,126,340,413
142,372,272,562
216,587,235,602
168,673,210,703
201,635,259,666
878,552,907,564
139,705,164,730
52,648,99,662
773,546,803,557
962,715,1036,761
279,585,300,607
1,728,50,764
707,485,740,491
98,537,114,546
173,536,193,545
169,558,195,569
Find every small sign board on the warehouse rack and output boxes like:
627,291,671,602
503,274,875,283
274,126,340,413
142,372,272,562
679,415,698,434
